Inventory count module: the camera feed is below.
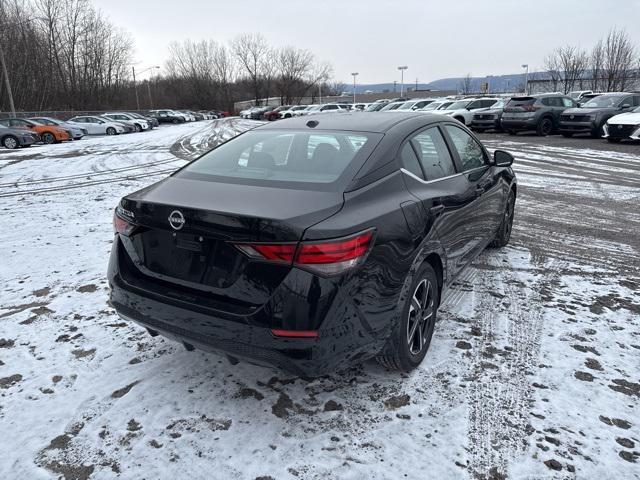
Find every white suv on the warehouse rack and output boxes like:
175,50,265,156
436,98,501,125
306,104,350,115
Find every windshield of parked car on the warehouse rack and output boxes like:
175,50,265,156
177,130,382,186
491,99,506,109
581,95,625,108
446,100,472,110
632,106,640,113
396,101,416,110
308,105,322,111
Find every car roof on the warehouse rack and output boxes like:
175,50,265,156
258,111,445,133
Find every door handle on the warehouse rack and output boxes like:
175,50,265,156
429,204,445,216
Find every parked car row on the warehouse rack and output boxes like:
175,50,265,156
244,92,639,143
0,108,227,149
469,92,640,142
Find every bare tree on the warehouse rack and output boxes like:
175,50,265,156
544,51,562,92
590,39,605,92
602,28,636,91
231,33,271,105
549,45,589,93
458,73,473,95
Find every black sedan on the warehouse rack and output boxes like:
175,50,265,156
108,113,517,375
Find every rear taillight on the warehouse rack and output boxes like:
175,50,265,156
113,210,135,236
233,229,375,276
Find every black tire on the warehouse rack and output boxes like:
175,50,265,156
284,113,291,118
134,123,142,132
489,190,515,248
561,132,573,138
536,117,553,136
106,127,116,135
2,135,19,149
172,118,179,124
377,262,439,372
507,130,517,135
453,116,465,125
590,125,604,138
607,137,622,143
42,132,56,144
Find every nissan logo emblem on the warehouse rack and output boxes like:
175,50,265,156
618,125,623,129
168,210,185,230
570,115,574,119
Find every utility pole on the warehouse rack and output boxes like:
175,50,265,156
318,83,322,104
0,39,15,116
522,64,529,95
132,66,140,110
397,66,408,97
351,72,358,104
0,0,16,116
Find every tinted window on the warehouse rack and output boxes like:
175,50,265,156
180,130,381,185
444,125,487,171
411,128,456,180
400,142,423,178
468,101,484,110
541,98,552,107
634,96,640,107
507,97,535,107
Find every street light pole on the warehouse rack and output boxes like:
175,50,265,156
351,72,358,104
522,64,529,95
397,66,408,97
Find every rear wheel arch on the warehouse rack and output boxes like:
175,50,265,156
423,252,444,305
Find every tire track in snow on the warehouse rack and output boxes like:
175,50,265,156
465,250,547,478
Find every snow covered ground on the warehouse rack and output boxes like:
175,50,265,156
1,119,639,480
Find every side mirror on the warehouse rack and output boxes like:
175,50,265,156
620,104,631,109
494,150,514,167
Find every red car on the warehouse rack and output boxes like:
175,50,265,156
263,106,291,121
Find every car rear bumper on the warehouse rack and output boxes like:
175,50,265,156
501,118,539,130
107,238,382,375
559,121,596,134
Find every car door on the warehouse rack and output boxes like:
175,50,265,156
441,124,504,263
399,124,481,280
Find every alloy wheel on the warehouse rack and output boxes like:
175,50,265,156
42,133,55,144
407,278,435,355
4,136,18,149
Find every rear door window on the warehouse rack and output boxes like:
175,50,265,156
400,142,423,178
444,125,487,171
410,128,457,180
561,97,574,107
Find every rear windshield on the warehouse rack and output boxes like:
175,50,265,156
507,97,535,106
177,129,382,186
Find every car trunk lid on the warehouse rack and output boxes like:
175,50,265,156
118,177,344,309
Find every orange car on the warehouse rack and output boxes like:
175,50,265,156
0,118,70,144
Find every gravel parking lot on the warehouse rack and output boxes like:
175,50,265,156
1,119,638,479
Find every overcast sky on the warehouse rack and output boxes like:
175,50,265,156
100,0,640,84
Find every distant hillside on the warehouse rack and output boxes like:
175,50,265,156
356,72,543,94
